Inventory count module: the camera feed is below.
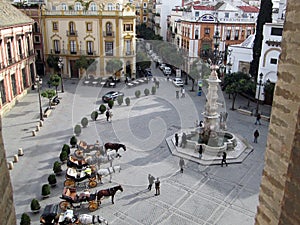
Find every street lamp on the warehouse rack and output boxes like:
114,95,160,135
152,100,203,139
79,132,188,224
58,57,64,93
36,76,44,121
255,73,263,116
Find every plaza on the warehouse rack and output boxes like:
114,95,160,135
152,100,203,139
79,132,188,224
3,65,270,225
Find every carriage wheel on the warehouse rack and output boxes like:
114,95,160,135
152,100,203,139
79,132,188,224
88,180,97,188
88,202,98,212
59,201,72,211
64,179,75,187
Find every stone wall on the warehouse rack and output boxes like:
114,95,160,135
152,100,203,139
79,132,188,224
255,0,300,224
0,119,16,224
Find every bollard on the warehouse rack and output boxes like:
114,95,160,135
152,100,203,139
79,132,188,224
36,125,40,131
32,130,36,136
13,154,19,163
39,120,43,127
18,148,24,156
8,161,14,170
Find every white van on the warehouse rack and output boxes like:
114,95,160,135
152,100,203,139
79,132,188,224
163,67,172,75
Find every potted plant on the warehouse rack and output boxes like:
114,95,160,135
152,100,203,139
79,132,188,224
91,111,98,121
20,213,31,225
99,104,106,114
117,95,123,105
70,136,77,148
144,88,150,96
125,97,130,106
74,124,82,136
30,198,40,213
62,144,70,155
60,150,68,163
53,161,62,175
135,90,141,98
81,117,89,128
108,100,114,109
48,174,57,187
151,86,156,95
41,184,51,198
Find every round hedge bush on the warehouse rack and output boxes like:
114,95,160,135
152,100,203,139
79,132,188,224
81,117,88,127
135,90,141,98
125,97,130,106
62,144,70,155
91,111,99,121
151,86,156,95
74,124,82,136
144,88,150,96
108,100,114,109
117,95,123,105
99,104,106,114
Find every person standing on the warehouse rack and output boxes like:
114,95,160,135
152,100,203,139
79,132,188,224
179,157,185,173
181,132,187,148
181,87,185,98
255,113,262,125
109,110,113,122
221,152,228,167
199,145,203,159
175,133,179,147
155,178,160,196
147,174,155,191
106,109,110,122
254,129,260,143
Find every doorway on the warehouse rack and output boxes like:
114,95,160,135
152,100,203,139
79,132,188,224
70,60,79,78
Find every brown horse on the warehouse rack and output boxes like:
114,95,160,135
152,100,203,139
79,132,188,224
96,185,123,205
104,143,126,157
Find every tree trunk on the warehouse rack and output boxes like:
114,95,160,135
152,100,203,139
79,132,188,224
231,93,237,110
191,79,195,92
55,87,58,95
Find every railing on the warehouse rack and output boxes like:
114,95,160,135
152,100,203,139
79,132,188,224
87,51,96,56
66,30,78,37
50,49,61,54
103,31,115,37
42,10,133,17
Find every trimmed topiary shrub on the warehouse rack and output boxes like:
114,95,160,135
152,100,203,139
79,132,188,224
70,135,77,148
108,100,114,109
30,198,40,212
41,184,51,198
99,104,106,114
53,161,62,174
62,144,70,155
91,111,99,121
81,117,88,128
48,174,57,186
117,95,123,105
125,97,130,106
20,213,31,225
151,86,156,95
135,90,141,98
59,150,68,162
74,124,82,136
144,88,150,96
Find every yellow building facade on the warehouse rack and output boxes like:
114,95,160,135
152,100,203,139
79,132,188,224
41,0,136,79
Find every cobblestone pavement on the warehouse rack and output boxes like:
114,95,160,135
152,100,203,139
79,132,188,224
3,64,270,224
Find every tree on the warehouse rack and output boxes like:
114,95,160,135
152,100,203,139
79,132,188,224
224,72,253,110
20,213,31,225
49,74,61,95
106,59,123,75
136,51,151,72
249,0,273,79
75,56,96,75
41,89,56,109
46,54,59,71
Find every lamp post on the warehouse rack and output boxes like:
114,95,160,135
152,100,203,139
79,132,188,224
36,76,44,121
255,73,263,116
58,57,64,93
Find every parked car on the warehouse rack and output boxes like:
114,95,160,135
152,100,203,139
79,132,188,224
173,78,184,87
40,204,60,225
159,63,166,71
163,67,172,75
102,91,124,103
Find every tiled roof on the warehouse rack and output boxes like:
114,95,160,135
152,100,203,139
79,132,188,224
237,6,259,13
0,1,33,28
193,5,215,10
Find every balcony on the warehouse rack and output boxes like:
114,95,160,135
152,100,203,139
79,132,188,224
66,30,78,37
50,49,61,54
103,31,115,37
8,58,16,65
125,51,134,56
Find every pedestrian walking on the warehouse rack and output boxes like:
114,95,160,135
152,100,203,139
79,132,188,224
181,87,185,98
125,76,128,84
199,145,203,159
255,113,262,125
106,109,110,122
221,152,228,167
254,129,260,143
175,133,179,147
180,132,187,148
179,157,185,173
109,110,113,122
176,90,179,99
155,178,160,196
147,174,155,191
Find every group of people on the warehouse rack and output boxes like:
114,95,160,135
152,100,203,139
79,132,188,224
147,174,160,196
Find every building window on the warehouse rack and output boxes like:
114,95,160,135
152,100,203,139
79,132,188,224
143,16,147,22
86,22,92,32
87,41,93,55
69,22,75,35
22,68,27,89
205,28,210,35
234,30,239,40
11,74,17,97
246,29,251,37
143,2,147,8
195,11,199,17
70,40,76,54
18,39,23,57
105,42,113,56
61,3,67,10
226,30,231,40
36,49,41,60
195,29,199,39
106,22,113,35
0,80,6,104
54,40,60,53
107,3,113,11
271,27,283,36
7,42,12,63
34,22,39,32
124,24,133,31
90,2,97,11
74,2,82,11
27,36,31,54
225,13,229,18
52,22,58,31
270,58,278,64
34,36,40,43
125,40,131,55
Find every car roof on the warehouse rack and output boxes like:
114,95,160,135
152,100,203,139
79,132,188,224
41,204,59,216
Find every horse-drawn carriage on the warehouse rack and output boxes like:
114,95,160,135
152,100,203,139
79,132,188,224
67,155,89,169
64,166,98,188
